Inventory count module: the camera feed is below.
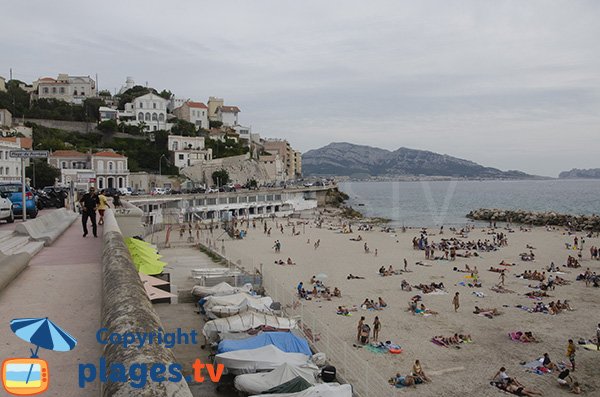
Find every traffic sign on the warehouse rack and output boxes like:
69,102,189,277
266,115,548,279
9,150,49,158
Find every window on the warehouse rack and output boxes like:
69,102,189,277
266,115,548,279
145,112,151,121
153,126,157,131
178,154,184,160
153,102,157,109
108,161,113,171
52,87,57,93
138,112,144,121
152,113,158,121
172,142,178,150
140,102,143,109
159,113,164,122
5,167,9,175
60,87,65,94
62,161,67,169
43,87,49,94
0,168,3,175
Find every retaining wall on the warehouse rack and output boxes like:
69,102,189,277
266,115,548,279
101,209,192,397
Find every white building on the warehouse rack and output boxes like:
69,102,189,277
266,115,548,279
0,138,29,182
118,76,135,95
215,105,240,127
0,109,12,128
119,93,172,132
172,101,209,130
167,135,212,170
48,150,130,190
34,74,97,104
99,106,118,122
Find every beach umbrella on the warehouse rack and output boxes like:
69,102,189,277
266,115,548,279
315,273,328,281
10,318,77,384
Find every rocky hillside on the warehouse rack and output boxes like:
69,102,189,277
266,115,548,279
302,142,534,178
559,168,600,179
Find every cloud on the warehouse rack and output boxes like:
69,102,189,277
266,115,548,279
1,0,599,176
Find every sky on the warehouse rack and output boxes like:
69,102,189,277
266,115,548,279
2,0,599,177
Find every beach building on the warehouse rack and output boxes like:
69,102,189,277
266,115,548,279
172,101,209,130
34,74,97,104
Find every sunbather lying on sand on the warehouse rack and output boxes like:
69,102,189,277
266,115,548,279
389,373,419,387
491,285,515,293
499,260,516,266
510,331,537,343
432,333,472,347
474,306,502,318
347,274,365,279
490,266,509,273
415,304,438,315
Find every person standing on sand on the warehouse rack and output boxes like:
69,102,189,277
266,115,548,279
404,258,408,272
567,339,576,371
79,186,100,238
453,292,460,312
596,323,600,351
357,316,365,341
499,270,506,286
373,316,381,342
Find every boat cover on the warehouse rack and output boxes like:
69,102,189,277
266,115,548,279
218,332,311,355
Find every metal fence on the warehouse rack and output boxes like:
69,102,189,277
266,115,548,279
198,237,396,397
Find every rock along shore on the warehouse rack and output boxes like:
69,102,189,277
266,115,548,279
466,208,600,231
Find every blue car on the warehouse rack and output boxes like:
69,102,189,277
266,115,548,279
0,183,38,218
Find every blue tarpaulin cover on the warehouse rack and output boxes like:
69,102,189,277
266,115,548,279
217,332,311,355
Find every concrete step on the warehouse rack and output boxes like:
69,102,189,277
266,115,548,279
0,230,14,244
0,235,32,255
13,241,45,256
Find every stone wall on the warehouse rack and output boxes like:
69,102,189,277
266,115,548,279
181,153,272,185
101,209,192,397
467,208,600,231
24,118,100,133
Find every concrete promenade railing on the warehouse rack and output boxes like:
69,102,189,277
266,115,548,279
14,208,78,245
101,209,192,397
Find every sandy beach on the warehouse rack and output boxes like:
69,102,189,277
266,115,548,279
216,210,600,396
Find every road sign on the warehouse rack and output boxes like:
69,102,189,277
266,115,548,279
9,150,49,158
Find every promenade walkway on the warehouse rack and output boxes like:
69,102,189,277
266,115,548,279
0,214,102,396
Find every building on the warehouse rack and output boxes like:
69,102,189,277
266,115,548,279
118,76,135,95
48,149,130,190
293,150,302,177
34,74,97,104
262,139,298,179
167,135,212,170
233,124,251,142
99,106,118,122
172,101,209,130
168,97,186,112
0,76,6,92
215,106,240,127
119,93,172,132
0,109,12,128
92,151,130,189
207,97,224,121
260,153,285,182
0,137,31,182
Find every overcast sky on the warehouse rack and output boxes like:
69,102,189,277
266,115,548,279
2,0,599,176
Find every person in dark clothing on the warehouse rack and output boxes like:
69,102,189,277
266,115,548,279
79,187,100,237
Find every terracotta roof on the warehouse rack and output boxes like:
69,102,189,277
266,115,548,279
187,101,208,109
50,150,87,158
0,137,33,149
93,151,126,158
39,77,56,82
218,106,240,113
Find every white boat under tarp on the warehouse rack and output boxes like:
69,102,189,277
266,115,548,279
191,282,252,298
202,293,273,318
203,312,297,343
234,362,318,395
215,345,309,374
250,383,352,397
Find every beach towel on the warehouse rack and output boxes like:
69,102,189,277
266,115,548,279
582,343,599,351
509,331,525,342
364,344,388,354
426,289,447,295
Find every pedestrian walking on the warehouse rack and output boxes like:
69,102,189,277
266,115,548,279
79,186,99,238
452,292,460,312
596,323,600,351
357,316,365,342
97,189,108,225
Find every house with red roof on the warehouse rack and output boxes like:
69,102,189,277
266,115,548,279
215,105,241,127
172,101,209,130
33,74,97,104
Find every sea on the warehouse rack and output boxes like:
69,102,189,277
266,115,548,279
338,179,600,227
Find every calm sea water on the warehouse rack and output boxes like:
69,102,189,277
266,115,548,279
338,179,600,227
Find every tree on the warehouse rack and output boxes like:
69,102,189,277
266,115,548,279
83,97,106,122
170,119,197,136
98,90,112,97
158,89,173,100
0,81,31,117
209,120,223,129
117,85,153,110
26,159,61,188
97,119,117,132
212,169,230,186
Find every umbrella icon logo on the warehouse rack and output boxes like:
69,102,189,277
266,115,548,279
2,318,77,395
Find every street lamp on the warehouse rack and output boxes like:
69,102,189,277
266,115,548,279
159,154,166,176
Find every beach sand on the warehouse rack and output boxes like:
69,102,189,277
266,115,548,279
217,212,600,396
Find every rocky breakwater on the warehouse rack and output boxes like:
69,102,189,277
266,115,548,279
467,208,600,231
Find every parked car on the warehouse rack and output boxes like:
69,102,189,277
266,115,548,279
151,187,166,195
131,189,146,196
102,187,120,197
205,187,218,193
118,187,132,196
0,183,38,218
0,191,14,223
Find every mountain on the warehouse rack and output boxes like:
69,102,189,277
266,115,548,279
559,168,600,179
302,142,535,179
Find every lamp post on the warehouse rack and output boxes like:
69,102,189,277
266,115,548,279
159,154,166,176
